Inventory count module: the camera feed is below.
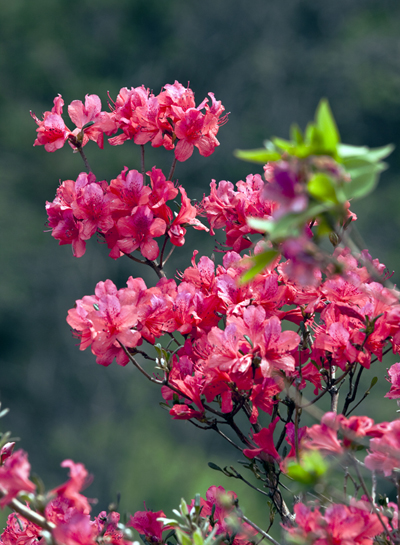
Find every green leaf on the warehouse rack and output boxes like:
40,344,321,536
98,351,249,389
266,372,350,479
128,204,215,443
287,451,328,485
307,173,339,204
290,123,304,145
175,529,193,545
248,203,331,242
338,143,394,162
240,250,279,284
342,163,386,200
208,462,224,472
193,529,204,545
233,148,281,164
370,376,378,388
272,136,294,152
0,408,9,419
315,99,340,152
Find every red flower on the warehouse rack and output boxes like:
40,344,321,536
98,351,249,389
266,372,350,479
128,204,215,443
31,94,70,152
129,508,166,543
50,460,93,514
0,449,36,508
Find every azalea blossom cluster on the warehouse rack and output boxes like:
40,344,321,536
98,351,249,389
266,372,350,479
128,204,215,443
0,440,249,545
46,167,207,259
31,81,227,162
23,81,400,545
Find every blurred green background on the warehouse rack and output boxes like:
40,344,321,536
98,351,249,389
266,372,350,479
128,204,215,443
1,0,400,534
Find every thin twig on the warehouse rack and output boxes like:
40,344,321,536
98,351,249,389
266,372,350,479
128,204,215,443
78,147,92,173
352,456,393,543
211,424,244,453
122,252,147,265
342,365,364,416
141,145,145,179
168,157,178,181
236,509,283,545
159,235,169,268
227,466,273,498
118,341,163,384
162,245,176,267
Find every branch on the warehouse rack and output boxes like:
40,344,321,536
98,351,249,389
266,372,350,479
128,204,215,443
0,491,55,532
118,342,163,384
141,145,145,179
351,455,394,543
235,508,283,545
168,157,177,181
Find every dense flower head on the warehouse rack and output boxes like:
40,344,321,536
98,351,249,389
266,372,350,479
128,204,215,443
190,486,257,545
31,93,117,152
385,362,400,399
107,81,227,161
286,501,385,545
128,508,166,544
201,174,276,252
0,513,41,545
364,419,400,477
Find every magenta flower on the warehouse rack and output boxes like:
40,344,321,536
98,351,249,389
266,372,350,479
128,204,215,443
243,417,281,462
50,460,92,515
385,362,400,399
0,512,41,545
52,512,97,545
365,419,400,477
129,508,167,544
117,205,166,260
286,501,385,545
68,94,116,149
0,449,36,508
31,94,70,152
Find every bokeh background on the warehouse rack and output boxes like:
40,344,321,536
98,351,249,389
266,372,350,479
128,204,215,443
1,0,400,533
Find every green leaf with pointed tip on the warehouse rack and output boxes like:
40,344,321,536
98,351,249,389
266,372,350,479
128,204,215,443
338,143,394,162
316,99,340,152
234,148,281,164
248,203,332,242
208,462,224,472
176,529,193,545
193,529,204,545
370,376,378,388
290,123,304,145
342,162,386,200
272,136,294,152
307,173,339,204
240,250,279,284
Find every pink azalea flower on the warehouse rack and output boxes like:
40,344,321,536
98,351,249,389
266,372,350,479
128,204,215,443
0,449,36,508
50,460,93,515
243,417,281,462
31,94,71,152
168,186,208,246
108,167,151,219
117,205,166,260
286,501,385,545
128,508,167,543
304,412,343,455
71,172,114,239
52,512,97,545
0,512,41,545
0,442,15,464
249,378,282,424
385,362,400,399
68,94,117,149
365,419,400,477
314,321,358,371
